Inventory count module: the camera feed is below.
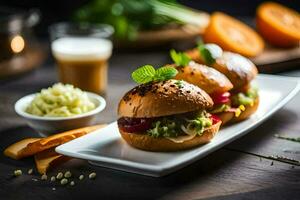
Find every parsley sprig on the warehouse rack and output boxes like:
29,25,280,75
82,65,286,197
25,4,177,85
170,49,191,67
131,65,178,84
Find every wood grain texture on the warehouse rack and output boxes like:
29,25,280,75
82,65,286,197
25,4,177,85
251,45,300,66
0,51,299,200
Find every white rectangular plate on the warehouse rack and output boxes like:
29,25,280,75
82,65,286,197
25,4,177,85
56,75,300,177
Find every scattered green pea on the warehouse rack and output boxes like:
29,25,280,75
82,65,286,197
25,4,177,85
14,169,22,177
28,169,33,175
70,181,75,186
50,176,56,182
64,171,72,178
41,174,48,180
60,178,68,185
56,172,63,179
89,172,96,179
79,175,84,180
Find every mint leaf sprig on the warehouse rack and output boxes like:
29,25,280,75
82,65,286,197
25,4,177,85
170,49,191,67
132,65,178,84
197,43,223,65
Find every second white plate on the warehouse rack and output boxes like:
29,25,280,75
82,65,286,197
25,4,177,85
56,75,300,177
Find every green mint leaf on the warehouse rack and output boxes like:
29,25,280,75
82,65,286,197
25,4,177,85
131,65,178,84
170,49,181,65
155,66,178,81
197,44,216,65
131,65,156,84
181,53,191,66
170,49,191,66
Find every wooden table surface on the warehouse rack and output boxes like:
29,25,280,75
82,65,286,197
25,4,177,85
0,51,299,200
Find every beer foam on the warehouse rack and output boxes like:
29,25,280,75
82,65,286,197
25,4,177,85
51,37,112,61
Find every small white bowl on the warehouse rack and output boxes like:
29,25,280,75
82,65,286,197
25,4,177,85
15,92,106,137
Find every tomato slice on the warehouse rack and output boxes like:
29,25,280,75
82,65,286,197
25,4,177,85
211,114,221,124
210,92,231,105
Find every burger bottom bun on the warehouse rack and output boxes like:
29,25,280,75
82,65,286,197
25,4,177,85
230,97,259,123
119,121,221,152
217,112,234,126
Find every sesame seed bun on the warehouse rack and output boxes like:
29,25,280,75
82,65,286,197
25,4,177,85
214,52,258,90
174,62,233,94
118,80,213,118
119,121,221,152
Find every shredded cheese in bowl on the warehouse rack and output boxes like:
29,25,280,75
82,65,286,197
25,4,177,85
26,83,96,117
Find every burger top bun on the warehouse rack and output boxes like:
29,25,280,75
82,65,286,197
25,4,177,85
214,52,258,90
174,61,233,94
186,49,258,90
118,80,213,118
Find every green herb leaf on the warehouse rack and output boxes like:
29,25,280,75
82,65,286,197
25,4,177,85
155,66,178,81
131,65,156,84
197,44,215,65
131,65,178,84
170,49,191,66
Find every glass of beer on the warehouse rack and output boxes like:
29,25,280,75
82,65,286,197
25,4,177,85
49,23,114,95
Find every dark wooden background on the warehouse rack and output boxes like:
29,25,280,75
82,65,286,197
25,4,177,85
0,50,299,200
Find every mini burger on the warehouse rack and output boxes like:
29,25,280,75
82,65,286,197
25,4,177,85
117,65,221,152
169,49,235,125
186,44,259,122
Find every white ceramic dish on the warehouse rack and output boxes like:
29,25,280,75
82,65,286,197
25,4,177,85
15,92,106,136
56,75,300,177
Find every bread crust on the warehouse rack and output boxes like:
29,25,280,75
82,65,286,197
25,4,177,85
119,121,221,152
186,49,258,90
118,80,213,118
174,62,233,94
230,96,259,123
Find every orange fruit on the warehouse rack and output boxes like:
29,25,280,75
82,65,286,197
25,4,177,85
256,2,300,47
203,12,264,57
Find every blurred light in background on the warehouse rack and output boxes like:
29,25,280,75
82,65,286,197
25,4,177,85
11,35,25,53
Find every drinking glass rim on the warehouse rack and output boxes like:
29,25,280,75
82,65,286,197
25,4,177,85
49,22,114,39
